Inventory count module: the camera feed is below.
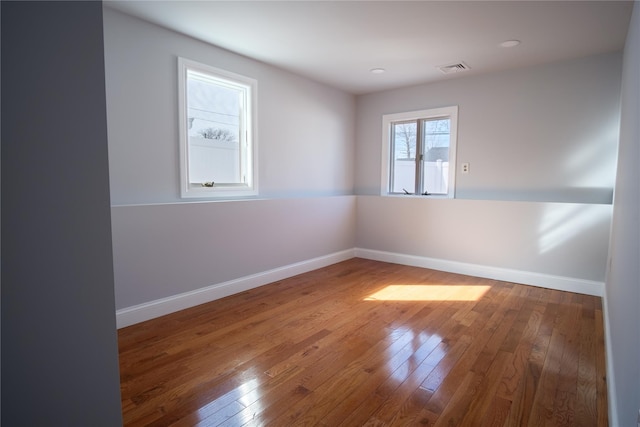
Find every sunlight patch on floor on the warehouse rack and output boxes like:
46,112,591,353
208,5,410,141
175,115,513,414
364,284,491,301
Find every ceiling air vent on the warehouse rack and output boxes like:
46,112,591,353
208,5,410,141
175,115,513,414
437,62,470,74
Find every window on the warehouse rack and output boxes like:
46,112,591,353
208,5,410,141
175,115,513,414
178,57,257,198
382,106,458,198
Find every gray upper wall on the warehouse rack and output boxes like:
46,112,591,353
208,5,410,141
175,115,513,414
355,52,622,204
103,8,356,206
105,6,622,206
605,2,640,426
1,2,123,425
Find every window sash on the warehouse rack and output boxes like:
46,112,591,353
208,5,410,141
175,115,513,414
382,106,458,198
178,57,257,199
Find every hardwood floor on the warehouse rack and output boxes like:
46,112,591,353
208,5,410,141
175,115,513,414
118,258,608,426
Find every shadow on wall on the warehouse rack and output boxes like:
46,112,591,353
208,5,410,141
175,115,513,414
538,204,611,255
563,116,619,191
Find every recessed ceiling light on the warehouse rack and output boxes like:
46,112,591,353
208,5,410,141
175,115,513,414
500,40,521,48
370,68,386,74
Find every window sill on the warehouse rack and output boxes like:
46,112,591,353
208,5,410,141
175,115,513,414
382,193,454,199
181,185,258,200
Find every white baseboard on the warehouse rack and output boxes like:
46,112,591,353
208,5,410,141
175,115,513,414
116,249,355,328
354,248,604,297
117,247,604,329
601,289,619,427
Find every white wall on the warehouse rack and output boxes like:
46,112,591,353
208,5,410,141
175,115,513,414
104,8,355,205
357,196,610,293
356,53,622,203
605,2,640,426
354,54,621,295
103,8,357,325
112,197,355,311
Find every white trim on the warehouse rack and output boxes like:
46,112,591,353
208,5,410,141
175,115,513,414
178,57,258,199
116,249,355,328
381,105,458,198
117,247,606,329
601,290,619,427
354,247,604,297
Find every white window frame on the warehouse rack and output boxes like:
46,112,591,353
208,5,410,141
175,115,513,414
178,57,258,199
381,106,458,198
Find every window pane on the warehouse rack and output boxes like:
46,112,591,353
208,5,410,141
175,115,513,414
422,118,450,194
187,70,243,184
383,106,457,198
391,122,417,193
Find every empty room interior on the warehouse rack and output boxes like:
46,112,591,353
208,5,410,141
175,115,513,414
2,1,639,426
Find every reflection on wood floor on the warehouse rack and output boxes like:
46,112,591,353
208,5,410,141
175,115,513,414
118,258,608,426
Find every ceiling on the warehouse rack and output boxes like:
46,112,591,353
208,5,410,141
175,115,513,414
105,1,634,95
